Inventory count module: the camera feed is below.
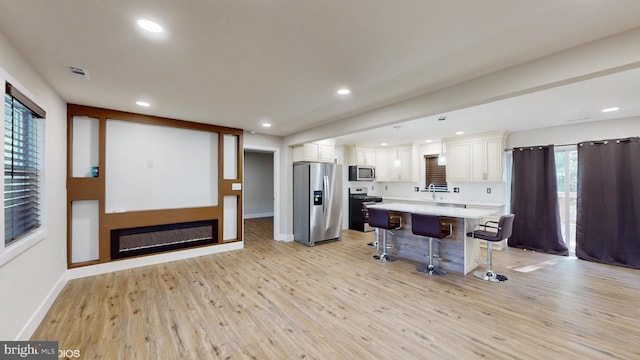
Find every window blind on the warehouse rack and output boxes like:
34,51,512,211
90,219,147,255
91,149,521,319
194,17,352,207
425,155,447,190
4,82,44,245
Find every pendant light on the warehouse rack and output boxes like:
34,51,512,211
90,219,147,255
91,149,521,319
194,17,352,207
437,140,447,166
393,126,401,167
436,116,447,166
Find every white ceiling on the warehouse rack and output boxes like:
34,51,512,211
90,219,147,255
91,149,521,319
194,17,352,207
1,1,640,140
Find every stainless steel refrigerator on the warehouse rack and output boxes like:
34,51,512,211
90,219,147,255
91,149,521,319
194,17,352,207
293,162,343,246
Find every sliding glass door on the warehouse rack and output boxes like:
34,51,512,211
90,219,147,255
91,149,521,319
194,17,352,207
555,146,577,255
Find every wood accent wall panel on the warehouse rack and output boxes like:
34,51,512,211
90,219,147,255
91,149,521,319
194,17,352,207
66,104,243,268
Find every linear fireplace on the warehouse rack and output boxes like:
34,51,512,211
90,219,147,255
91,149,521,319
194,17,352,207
110,219,218,259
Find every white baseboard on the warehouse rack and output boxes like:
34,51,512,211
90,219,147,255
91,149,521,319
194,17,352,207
243,212,274,219
17,272,68,340
277,233,295,242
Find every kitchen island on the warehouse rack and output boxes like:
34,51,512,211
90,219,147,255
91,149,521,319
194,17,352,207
367,203,497,274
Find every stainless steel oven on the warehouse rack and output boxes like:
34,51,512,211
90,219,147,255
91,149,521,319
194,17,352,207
348,187,382,232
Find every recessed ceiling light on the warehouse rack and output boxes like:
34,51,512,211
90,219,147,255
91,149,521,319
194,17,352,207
137,19,163,33
337,88,351,95
425,139,433,143
602,107,619,113
455,131,464,135
262,123,272,128
381,143,388,146
136,100,150,107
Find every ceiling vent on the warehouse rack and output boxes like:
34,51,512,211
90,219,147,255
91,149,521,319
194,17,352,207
65,65,91,80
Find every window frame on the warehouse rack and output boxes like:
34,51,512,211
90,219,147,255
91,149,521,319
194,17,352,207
1,82,46,266
424,154,448,191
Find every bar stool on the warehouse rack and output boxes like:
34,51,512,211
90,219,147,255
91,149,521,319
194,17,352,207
467,214,515,282
368,207,401,262
411,213,452,275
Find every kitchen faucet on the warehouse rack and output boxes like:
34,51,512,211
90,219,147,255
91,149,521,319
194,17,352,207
428,183,436,200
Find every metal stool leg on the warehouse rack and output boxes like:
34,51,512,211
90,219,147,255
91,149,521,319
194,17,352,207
417,237,445,275
473,243,506,282
373,228,396,262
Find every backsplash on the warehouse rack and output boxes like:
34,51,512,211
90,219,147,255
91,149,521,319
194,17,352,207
364,181,507,204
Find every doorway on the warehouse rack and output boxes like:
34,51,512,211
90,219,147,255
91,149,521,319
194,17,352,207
243,147,279,241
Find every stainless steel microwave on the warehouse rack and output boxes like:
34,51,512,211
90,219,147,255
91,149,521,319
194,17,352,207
349,165,376,181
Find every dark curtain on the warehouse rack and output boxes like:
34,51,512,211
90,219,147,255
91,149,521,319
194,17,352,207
510,145,568,255
576,137,640,269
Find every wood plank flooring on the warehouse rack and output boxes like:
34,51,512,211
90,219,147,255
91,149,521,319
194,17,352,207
33,217,640,359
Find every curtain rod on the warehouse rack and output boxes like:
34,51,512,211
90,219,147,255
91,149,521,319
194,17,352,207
504,137,638,152
503,143,575,152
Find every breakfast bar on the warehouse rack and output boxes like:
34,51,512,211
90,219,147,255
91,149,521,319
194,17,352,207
367,203,498,274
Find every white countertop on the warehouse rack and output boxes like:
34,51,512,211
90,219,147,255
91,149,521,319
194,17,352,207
368,202,497,219
381,196,506,208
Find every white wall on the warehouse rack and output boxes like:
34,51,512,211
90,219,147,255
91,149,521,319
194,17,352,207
0,31,68,340
244,151,274,218
105,120,219,212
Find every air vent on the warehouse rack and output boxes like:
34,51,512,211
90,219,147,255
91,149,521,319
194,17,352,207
65,65,91,79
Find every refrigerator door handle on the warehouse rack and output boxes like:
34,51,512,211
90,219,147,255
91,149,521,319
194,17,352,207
323,175,329,214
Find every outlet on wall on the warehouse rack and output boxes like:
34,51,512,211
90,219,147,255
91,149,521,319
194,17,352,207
486,187,492,194
454,187,460,193
414,186,420,192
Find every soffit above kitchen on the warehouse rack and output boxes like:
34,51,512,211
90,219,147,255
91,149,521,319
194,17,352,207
334,66,640,147
0,1,639,138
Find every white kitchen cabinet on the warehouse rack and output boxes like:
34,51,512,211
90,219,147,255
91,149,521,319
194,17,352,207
375,146,417,182
445,131,505,182
347,146,375,165
445,142,471,182
470,138,503,182
374,150,389,181
292,140,335,163
318,142,335,162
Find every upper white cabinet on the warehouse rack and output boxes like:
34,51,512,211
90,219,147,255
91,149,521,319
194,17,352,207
445,131,506,182
375,150,389,182
374,145,418,182
444,142,471,181
293,140,335,163
347,146,375,165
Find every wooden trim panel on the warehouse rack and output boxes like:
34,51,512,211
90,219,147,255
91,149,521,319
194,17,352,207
67,104,243,268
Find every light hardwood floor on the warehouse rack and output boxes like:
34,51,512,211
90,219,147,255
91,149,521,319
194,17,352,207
33,217,640,359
